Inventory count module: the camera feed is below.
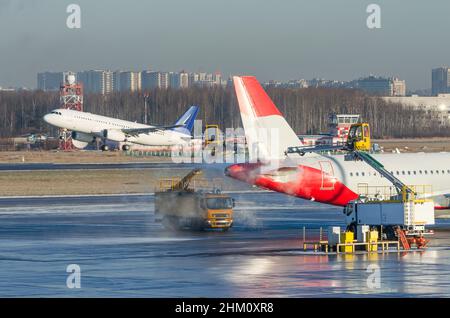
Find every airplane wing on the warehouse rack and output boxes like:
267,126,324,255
421,189,450,199
121,125,183,136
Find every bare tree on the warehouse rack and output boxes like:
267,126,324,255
0,87,449,139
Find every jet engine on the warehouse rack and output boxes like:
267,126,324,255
71,131,96,149
72,140,89,149
71,131,96,143
102,129,127,142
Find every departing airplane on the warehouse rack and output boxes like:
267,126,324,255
43,106,199,151
225,76,450,209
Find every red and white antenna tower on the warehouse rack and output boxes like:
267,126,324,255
59,72,83,151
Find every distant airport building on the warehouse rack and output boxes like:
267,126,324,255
382,94,450,125
77,70,113,95
114,71,141,92
298,113,360,146
357,76,406,96
432,67,450,96
37,72,69,91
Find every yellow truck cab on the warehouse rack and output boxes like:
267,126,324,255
346,122,371,151
200,193,234,229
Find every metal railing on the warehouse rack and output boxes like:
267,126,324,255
357,184,433,202
157,177,224,192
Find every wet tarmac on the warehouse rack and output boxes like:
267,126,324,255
0,191,449,297
0,162,196,171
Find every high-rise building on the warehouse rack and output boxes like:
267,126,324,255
113,71,120,91
169,71,189,89
199,73,207,81
160,72,169,89
391,78,406,96
432,67,450,96
356,76,406,96
113,71,141,92
189,72,200,86
179,72,189,88
213,72,222,86
357,76,393,96
37,72,67,91
148,71,160,89
141,70,153,90
39,68,227,92
188,72,224,87
77,70,113,94
141,71,169,89
104,71,113,94
168,72,177,88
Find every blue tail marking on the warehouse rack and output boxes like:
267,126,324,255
172,106,199,135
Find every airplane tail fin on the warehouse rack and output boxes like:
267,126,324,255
233,76,302,162
172,106,199,135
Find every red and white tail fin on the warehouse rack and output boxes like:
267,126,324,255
233,76,302,162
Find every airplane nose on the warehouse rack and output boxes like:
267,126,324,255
43,114,52,124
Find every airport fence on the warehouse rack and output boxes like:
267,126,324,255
301,226,329,242
125,150,172,158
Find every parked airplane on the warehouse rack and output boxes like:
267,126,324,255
225,76,450,209
43,106,199,151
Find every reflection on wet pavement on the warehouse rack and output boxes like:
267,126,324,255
0,192,449,297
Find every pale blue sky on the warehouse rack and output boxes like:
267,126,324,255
0,0,449,89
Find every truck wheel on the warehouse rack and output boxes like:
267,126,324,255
385,226,396,240
161,216,171,229
346,223,356,234
162,216,179,231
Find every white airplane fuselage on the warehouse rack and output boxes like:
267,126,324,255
227,152,450,208
44,109,191,146
227,76,450,209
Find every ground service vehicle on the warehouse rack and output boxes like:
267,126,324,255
155,169,234,231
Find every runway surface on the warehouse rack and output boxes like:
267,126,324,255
0,191,450,297
0,162,197,171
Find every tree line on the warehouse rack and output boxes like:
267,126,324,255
0,86,448,139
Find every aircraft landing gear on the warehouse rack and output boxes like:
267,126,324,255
122,144,131,151
101,144,109,151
